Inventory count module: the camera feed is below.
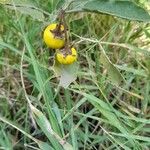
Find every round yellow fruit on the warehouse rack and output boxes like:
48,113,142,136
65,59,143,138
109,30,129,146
56,47,77,65
43,23,65,49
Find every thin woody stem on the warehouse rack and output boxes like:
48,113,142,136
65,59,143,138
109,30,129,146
51,9,64,37
63,0,75,11
57,9,64,31
62,10,70,53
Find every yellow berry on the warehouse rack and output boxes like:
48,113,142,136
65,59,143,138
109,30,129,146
43,23,65,49
56,47,77,65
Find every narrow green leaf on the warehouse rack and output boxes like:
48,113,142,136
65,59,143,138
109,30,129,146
0,116,44,148
31,105,73,150
21,27,62,135
31,105,63,150
0,131,13,150
110,132,150,143
0,40,30,62
83,0,150,22
71,89,135,149
38,141,54,150
115,65,147,77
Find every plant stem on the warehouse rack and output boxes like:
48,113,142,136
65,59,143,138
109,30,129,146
57,9,64,32
62,10,70,54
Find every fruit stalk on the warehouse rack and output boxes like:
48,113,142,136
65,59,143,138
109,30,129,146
61,9,71,54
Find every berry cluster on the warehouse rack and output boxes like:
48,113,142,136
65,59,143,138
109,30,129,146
43,10,77,65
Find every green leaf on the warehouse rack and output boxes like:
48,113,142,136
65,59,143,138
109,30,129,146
71,90,136,148
31,105,62,150
115,65,147,77
38,141,54,150
0,116,46,149
21,26,63,136
0,0,10,4
83,0,150,22
7,6,44,21
0,131,13,150
100,45,124,85
2,0,44,21
53,60,79,88
31,105,73,150
0,0,34,5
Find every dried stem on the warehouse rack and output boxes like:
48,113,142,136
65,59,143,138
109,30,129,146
51,9,64,37
62,10,71,54
55,9,71,56
57,9,64,32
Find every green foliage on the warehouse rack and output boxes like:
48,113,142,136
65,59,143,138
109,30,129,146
31,104,73,150
83,0,150,22
0,0,150,149
1,0,150,22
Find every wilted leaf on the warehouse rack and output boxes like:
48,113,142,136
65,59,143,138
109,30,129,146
100,45,124,85
83,0,150,22
53,60,79,88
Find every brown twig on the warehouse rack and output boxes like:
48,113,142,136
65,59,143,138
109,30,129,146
51,9,65,38
62,10,71,55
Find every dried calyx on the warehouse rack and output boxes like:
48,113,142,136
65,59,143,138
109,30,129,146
59,46,73,57
51,9,65,38
50,23,64,38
